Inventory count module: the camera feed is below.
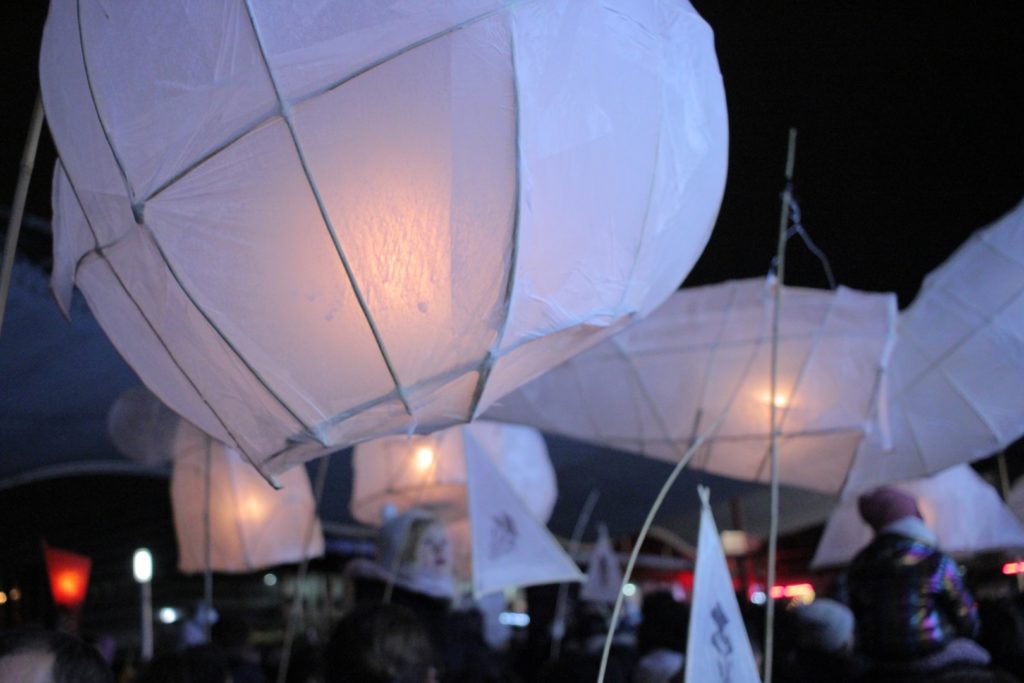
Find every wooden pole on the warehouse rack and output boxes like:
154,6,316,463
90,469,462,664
0,94,45,336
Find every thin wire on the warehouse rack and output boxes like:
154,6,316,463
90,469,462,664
768,194,836,291
276,456,330,683
550,489,601,661
765,128,798,683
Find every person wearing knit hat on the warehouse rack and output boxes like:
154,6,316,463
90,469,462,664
787,599,865,682
847,485,988,676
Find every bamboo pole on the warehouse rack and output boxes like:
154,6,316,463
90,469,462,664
0,94,45,336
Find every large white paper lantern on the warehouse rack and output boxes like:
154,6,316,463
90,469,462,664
486,278,897,493
812,465,1024,569
171,434,325,573
41,0,728,476
350,420,556,525
844,199,1024,493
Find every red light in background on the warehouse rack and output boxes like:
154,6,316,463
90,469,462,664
1002,561,1024,575
769,583,815,600
43,544,91,609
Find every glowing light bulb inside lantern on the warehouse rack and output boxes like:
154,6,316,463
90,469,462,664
239,497,266,523
759,391,789,408
414,446,435,473
55,571,82,602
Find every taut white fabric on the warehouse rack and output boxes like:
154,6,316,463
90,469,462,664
41,0,728,476
845,199,1024,492
685,490,762,683
487,278,897,493
579,526,623,605
171,435,324,573
350,421,555,525
465,444,582,598
812,465,1024,569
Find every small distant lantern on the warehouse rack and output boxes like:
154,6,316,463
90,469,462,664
350,420,556,525
171,435,324,573
43,544,91,610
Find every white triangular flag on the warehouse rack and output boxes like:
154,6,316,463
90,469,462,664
685,487,762,683
466,446,583,598
579,525,622,605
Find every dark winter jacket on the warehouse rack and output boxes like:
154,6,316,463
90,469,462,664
847,531,980,662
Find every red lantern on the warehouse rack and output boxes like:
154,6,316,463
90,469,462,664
43,544,91,609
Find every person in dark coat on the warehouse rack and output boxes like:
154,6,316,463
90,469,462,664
847,486,989,675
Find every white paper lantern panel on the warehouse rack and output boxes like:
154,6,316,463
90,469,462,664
172,438,325,573
42,0,728,476
844,199,1024,493
486,279,897,493
812,465,1024,569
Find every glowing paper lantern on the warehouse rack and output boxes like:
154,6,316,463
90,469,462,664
43,544,91,609
351,420,555,525
351,421,576,595
171,434,324,573
41,0,728,476
812,465,1024,569
487,278,897,493
844,199,1024,493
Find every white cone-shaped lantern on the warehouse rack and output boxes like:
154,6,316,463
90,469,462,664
351,420,556,525
172,433,325,573
487,278,897,493
812,465,1024,570
844,199,1024,493
41,0,728,476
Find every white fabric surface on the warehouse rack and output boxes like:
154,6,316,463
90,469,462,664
41,0,728,475
845,199,1024,492
487,278,897,493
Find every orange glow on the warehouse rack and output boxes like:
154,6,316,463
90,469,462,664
759,392,789,408
769,583,815,600
44,545,91,609
414,446,435,472
239,496,266,523
1002,561,1024,575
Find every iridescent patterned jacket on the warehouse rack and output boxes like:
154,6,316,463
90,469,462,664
847,530,980,662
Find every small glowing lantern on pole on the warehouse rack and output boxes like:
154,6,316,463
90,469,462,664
133,548,154,661
41,0,728,477
43,544,91,610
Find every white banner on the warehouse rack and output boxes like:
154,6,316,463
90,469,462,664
466,446,583,598
685,487,762,683
579,525,623,605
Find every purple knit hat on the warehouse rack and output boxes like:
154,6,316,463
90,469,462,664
857,486,921,531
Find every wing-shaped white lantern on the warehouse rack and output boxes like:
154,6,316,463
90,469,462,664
172,434,325,573
844,199,1024,493
486,278,897,493
811,465,1024,569
41,0,728,476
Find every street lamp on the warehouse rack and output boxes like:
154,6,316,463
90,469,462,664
133,548,153,661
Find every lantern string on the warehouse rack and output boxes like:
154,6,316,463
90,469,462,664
202,438,213,642
769,190,837,291
765,127,798,683
550,488,601,661
276,455,331,683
